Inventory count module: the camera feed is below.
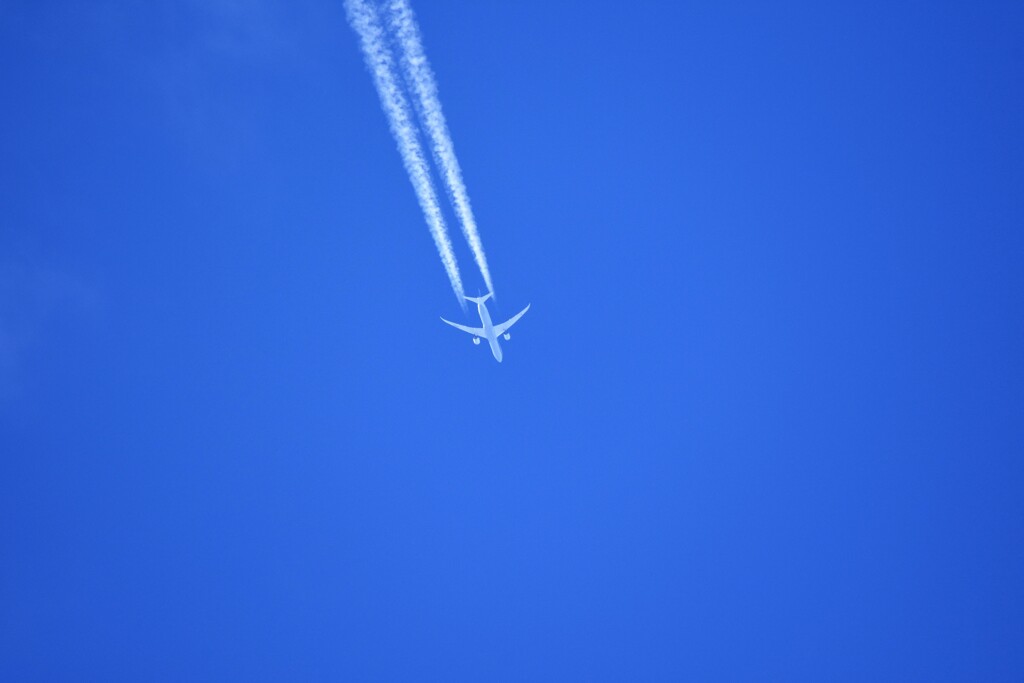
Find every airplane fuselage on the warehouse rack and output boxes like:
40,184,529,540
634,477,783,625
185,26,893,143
475,301,503,363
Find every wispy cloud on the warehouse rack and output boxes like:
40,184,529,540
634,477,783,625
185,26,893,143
386,0,494,297
344,0,465,303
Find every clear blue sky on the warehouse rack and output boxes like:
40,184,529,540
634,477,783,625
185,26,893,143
2,1,1022,679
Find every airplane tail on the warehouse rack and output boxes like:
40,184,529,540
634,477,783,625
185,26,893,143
463,292,492,305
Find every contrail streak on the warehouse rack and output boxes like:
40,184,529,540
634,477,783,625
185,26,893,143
344,0,465,304
386,0,495,297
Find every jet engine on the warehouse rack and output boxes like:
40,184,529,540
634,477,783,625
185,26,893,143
472,337,480,345
503,333,511,340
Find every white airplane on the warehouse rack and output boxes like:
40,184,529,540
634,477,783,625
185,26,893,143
441,293,530,363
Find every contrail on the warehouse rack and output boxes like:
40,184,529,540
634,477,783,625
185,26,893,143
386,0,495,297
344,0,465,304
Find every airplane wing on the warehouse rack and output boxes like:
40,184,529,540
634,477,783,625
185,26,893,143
492,304,531,337
440,317,485,336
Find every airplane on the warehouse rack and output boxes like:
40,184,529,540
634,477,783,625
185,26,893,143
441,293,530,363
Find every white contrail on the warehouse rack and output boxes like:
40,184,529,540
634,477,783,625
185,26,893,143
386,0,495,297
344,0,465,303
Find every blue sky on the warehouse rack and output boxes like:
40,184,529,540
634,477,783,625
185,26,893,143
1,0,1022,679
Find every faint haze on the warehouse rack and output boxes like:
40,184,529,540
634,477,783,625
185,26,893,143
8,0,341,173
152,0,329,172
0,263,100,399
